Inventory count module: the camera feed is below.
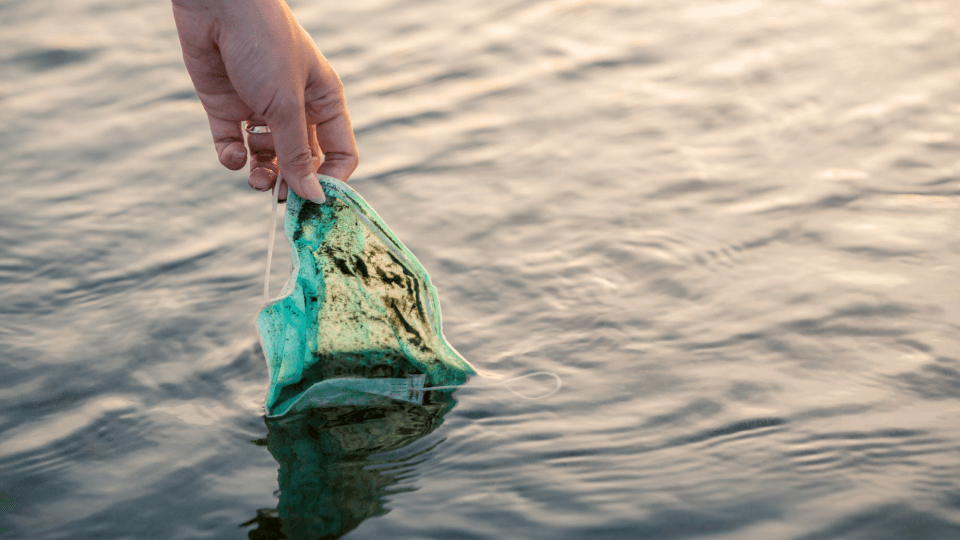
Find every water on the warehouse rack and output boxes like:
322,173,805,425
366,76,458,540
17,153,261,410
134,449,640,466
3,0,960,538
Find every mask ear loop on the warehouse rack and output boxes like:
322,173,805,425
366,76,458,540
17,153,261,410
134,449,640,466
264,174,284,303
422,371,562,400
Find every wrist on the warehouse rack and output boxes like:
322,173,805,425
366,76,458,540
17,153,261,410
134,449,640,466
171,0,285,10
172,0,224,14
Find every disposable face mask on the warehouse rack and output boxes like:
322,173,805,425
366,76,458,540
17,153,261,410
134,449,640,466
257,175,478,417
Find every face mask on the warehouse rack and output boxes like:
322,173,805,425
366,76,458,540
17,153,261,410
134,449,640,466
257,175,477,417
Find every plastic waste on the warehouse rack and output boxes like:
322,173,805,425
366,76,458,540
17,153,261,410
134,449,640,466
257,175,477,417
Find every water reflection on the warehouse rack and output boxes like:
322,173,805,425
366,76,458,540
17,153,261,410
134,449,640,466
243,392,457,539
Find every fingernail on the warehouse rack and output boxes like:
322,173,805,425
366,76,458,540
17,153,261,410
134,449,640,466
302,175,326,204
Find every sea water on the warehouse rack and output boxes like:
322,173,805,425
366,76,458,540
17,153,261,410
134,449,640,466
2,0,960,538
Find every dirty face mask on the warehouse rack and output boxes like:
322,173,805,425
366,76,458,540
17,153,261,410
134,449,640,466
256,175,478,417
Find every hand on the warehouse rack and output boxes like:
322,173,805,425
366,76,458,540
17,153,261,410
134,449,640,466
172,0,358,202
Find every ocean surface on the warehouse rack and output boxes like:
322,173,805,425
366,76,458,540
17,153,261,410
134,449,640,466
3,0,960,538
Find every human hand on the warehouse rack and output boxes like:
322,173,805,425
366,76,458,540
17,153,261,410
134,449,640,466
172,0,358,202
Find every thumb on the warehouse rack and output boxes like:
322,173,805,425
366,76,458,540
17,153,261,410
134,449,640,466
265,99,326,204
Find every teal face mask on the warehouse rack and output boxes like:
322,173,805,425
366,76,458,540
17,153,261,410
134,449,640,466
256,175,477,417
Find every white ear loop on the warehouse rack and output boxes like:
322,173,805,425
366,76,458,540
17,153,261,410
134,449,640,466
264,174,284,303
423,371,562,400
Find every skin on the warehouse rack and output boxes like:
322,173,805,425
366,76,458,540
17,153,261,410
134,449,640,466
172,0,359,202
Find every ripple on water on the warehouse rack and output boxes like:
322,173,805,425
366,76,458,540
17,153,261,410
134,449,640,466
9,47,101,72
894,356,960,401
3,0,960,537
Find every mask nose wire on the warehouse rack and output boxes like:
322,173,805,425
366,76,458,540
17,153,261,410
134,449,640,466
264,174,284,303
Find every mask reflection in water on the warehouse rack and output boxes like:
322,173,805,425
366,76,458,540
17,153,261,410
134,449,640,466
243,391,457,540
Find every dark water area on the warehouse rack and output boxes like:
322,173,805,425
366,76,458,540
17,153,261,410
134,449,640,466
3,0,960,538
